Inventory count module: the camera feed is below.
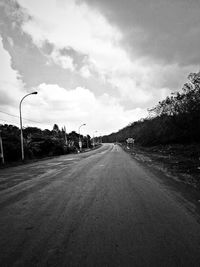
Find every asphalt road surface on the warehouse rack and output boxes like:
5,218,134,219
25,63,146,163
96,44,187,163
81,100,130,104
0,143,200,266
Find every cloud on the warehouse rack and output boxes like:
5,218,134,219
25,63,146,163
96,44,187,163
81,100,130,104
17,0,199,100
80,0,200,65
49,49,75,71
0,35,24,107
0,0,120,99
21,83,147,135
80,65,91,78
1,0,199,135
17,0,129,74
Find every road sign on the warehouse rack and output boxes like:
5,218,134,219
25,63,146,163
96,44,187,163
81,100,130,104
126,138,135,144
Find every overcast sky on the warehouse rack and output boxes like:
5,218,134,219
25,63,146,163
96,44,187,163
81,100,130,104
0,0,199,135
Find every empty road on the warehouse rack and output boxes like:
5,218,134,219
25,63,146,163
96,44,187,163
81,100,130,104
0,143,200,266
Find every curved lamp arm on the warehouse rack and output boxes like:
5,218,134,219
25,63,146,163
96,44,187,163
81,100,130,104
19,92,38,161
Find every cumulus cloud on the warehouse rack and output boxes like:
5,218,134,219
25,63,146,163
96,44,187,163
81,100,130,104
49,49,75,71
80,65,91,78
17,0,198,99
81,0,200,65
22,83,147,135
18,0,121,64
0,36,24,107
17,0,135,81
0,0,198,134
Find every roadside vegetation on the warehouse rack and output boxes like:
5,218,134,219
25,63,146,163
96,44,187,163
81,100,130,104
123,143,200,190
0,123,92,164
103,71,200,146
102,71,200,189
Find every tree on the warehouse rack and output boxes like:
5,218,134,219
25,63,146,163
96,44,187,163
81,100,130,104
103,71,200,145
53,124,59,133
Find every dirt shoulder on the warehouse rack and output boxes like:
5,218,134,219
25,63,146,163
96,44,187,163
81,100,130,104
122,143,200,190
122,143,200,218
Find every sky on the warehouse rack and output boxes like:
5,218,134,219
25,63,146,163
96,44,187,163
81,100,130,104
0,0,199,136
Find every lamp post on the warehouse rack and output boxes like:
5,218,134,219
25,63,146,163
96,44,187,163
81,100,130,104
19,92,38,161
78,123,86,152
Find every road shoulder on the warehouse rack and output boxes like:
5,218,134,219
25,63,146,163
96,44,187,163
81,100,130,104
121,143,200,222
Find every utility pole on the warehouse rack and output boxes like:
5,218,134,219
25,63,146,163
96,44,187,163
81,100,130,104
0,130,4,164
64,125,68,145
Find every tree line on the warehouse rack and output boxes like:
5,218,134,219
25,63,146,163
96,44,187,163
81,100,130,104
102,71,200,146
0,123,92,163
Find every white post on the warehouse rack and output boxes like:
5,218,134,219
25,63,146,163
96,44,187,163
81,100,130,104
0,130,4,164
93,134,95,147
78,123,86,152
64,125,68,145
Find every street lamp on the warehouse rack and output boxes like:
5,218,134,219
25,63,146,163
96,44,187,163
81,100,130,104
78,123,86,152
19,92,38,161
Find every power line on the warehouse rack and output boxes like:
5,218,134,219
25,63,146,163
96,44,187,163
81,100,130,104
0,110,19,119
0,110,42,124
0,118,52,130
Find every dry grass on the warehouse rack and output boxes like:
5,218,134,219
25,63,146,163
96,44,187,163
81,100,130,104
123,143,200,189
